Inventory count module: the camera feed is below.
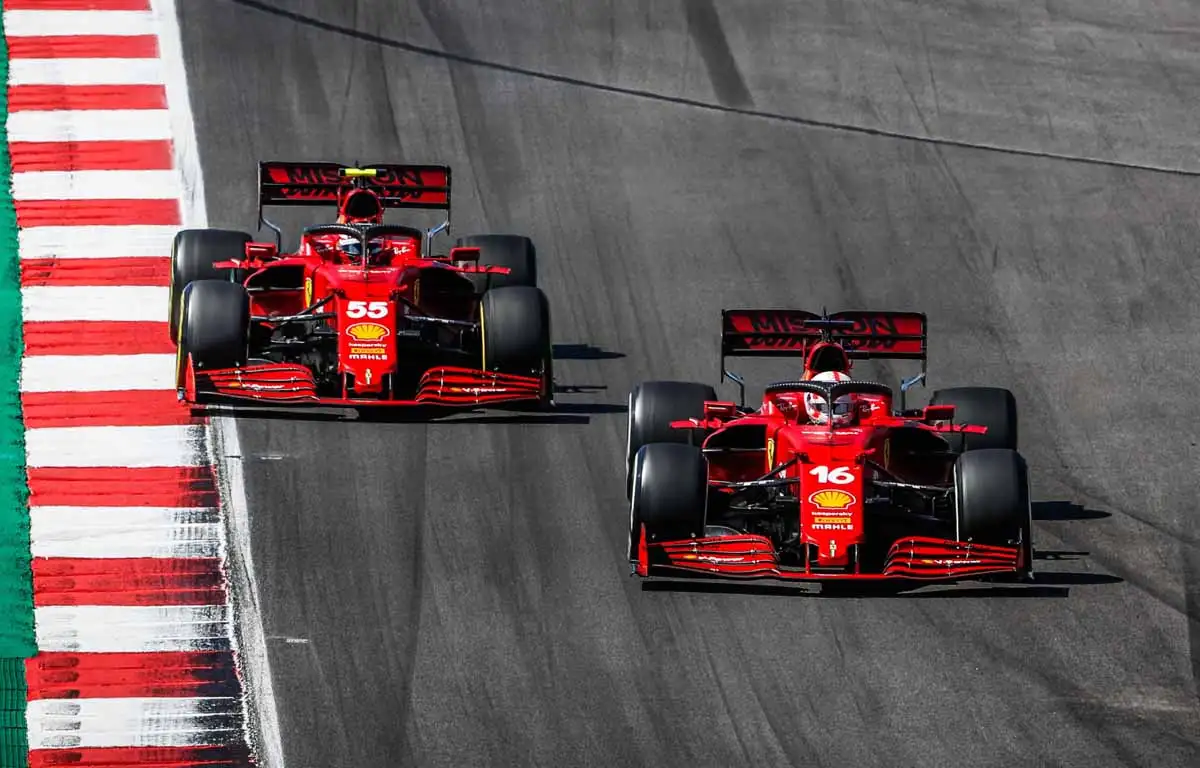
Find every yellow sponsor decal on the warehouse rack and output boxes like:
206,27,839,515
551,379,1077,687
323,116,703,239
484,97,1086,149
808,489,856,510
304,277,313,308
346,322,390,341
766,437,775,472
813,515,852,525
883,438,891,470
348,343,387,360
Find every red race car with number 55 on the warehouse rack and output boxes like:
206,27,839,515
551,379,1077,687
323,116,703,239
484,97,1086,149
626,308,1033,587
168,161,553,410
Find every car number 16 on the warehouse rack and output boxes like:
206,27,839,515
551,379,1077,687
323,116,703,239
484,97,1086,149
809,465,855,484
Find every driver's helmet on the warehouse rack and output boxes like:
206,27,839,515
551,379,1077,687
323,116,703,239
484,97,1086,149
804,370,857,426
337,235,385,264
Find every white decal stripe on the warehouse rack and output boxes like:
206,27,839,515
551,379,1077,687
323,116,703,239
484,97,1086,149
31,506,221,559
23,285,169,322
25,424,207,468
21,354,176,393
14,170,181,201
9,58,165,87
34,604,231,653
7,110,173,143
28,696,243,750
3,11,158,38
19,225,178,260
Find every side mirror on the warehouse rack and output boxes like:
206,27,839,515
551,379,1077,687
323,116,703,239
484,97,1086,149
448,246,482,262
246,241,278,260
922,404,955,422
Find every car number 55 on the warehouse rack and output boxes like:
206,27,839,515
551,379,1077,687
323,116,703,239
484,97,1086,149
346,300,388,318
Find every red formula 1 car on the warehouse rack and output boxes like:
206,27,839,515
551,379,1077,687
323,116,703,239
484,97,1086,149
169,161,552,410
625,308,1033,587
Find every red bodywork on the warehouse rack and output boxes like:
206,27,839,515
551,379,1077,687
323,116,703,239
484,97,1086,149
176,162,548,409
633,309,1027,585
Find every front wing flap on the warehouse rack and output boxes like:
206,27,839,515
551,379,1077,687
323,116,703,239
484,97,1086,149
183,360,544,408
635,531,1022,581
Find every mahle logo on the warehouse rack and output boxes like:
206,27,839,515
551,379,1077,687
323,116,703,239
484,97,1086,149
346,322,389,341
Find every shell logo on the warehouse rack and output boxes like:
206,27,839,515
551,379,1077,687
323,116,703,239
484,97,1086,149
346,322,390,341
808,489,856,510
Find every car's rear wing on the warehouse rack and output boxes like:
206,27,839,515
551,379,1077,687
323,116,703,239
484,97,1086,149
719,308,929,406
255,161,453,250
257,161,451,211
721,308,927,360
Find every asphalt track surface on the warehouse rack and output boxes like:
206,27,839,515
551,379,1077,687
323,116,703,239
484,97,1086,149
180,2,1200,765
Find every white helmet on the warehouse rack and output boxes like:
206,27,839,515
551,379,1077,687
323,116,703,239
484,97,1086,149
804,370,856,426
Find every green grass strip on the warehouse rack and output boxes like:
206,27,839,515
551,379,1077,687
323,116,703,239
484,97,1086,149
0,7,36,766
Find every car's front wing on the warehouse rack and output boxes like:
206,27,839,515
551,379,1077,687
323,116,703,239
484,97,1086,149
180,359,545,408
633,530,1023,582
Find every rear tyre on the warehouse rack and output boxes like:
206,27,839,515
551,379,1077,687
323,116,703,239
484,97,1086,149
480,286,552,403
954,448,1033,578
628,443,708,561
180,280,250,370
930,386,1018,452
626,381,717,498
169,228,252,342
457,234,537,291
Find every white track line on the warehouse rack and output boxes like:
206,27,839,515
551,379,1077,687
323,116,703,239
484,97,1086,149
28,696,243,750
23,286,169,322
9,58,165,87
21,354,176,393
19,225,178,260
35,604,231,653
154,0,208,227
155,0,280,759
14,170,181,201
4,11,157,38
7,110,173,143
31,506,221,559
25,424,206,468
208,416,284,768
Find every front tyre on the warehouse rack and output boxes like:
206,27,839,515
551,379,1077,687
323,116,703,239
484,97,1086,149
180,280,250,370
954,448,1033,579
629,443,708,562
480,286,553,404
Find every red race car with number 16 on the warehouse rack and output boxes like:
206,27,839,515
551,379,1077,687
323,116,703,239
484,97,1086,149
626,308,1033,589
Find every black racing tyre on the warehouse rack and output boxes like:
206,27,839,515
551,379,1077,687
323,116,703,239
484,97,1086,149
169,228,252,342
930,386,1018,452
457,234,537,291
954,448,1033,577
626,380,717,498
180,280,250,370
628,443,708,561
480,286,552,400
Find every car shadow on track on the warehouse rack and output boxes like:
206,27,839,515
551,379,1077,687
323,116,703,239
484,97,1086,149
198,397,627,426
553,343,625,360
640,564,1124,600
1032,501,1111,521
